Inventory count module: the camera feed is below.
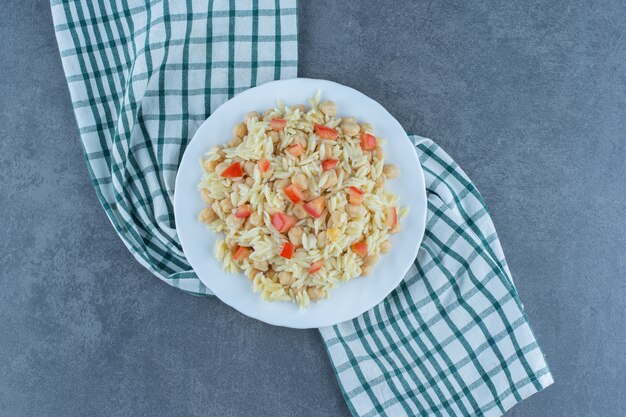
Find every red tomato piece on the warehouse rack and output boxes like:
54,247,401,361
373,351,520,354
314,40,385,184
220,162,243,178
314,123,338,140
234,205,252,219
385,207,397,227
284,184,304,204
288,144,304,157
360,132,377,150
271,212,297,233
308,260,324,274
270,118,287,131
303,196,325,219
233,245,252,261
280,242,295,259
352,241,368,257
348,186,364,205
258,157,270,172
321,159,339,171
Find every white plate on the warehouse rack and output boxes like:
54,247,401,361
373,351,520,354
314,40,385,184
174,78,426,329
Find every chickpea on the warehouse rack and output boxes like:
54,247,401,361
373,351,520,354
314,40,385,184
317,231,327,248
380,240,392,253
375,174,386,188
268,130,279,143
200,188,213,205
361,264,372,276
246,268,260,281
203,159,219,172
226,215,245,230
248,212,263,226
383,164,400,179
198,207,217,224
244,161,255,177
228,136,243,147
292,173,308,190
278,271,295,286
346,204,367,219
292,204,308,219
306,286,325,301
391,223,401,234
341,121,360,137
274,178,291,191
220,198,233,213
319,100,336,117
373,146,384,160
365,254,379,266
342,116,356,123
320,169,338,190
288,226,303,246
244,111,260,124
293,131,307,148
215,161,230,175
359,122,373,133
233,122,247,138
253,260,269,272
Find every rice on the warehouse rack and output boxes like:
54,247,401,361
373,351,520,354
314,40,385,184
197,94,405,307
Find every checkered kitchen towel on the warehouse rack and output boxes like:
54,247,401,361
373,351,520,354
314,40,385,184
52,1,552,416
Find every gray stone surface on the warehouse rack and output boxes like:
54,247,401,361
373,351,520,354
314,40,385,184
1,0,624,415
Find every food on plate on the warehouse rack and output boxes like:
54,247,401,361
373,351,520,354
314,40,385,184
197,94,407,307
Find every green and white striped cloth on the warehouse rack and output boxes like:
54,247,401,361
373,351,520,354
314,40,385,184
52,1,553,416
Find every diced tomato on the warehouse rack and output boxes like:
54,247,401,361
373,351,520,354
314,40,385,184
280,242,295,259
270,118,287,131
288,144,304,157
385,207,397,227
308,260,324,274
352,241,368,257
314,123,338,140
271,212,297,233
258,157,270,172
233,245,252,261
303,196,325,218
284,184,304,204
348,186,364,205
321,159,339,171
220,162,243,178
360,132,377,150
234,205,252,219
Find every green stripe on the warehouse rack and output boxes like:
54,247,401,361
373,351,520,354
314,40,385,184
251,0,259,87
227,0,236,98
274,0,282,80
54,6,297,32
204,1,214,115
66,60,298,82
